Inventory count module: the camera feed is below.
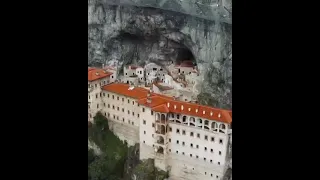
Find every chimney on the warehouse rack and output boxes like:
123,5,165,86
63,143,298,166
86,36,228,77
147,90,152,103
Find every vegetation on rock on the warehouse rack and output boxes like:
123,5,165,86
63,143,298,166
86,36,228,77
88,113,128,180
88,112,169,180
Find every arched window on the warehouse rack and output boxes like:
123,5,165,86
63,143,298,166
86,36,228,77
161,114,166,121
189,117,195,127
182,116,187,124
211,122,217,131
204,120,210,130
219,124,226,133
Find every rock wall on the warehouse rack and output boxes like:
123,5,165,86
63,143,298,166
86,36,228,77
108,120,140,146
88,0,232,109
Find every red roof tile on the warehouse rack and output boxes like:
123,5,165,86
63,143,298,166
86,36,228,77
88,68,113,82
102,83,232,124
152,104,169,113
102,83,149,99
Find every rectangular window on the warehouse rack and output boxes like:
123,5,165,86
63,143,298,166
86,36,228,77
169,127,172,132
112,95,114,99
108,94,110,98
117,107,119,111
112,105,115,109
138,114,140,118
103,93,105,97
132,101,134,105
182,130,186,135
132,112,135,116
144,131,146,134
205,135,208,140
152,123,155,127
196,145,199,149
151,111,154,115
190,132,194,137
128,99,130,103
197,133,200,138
211,137,215,142
143,120,146,125
97,104,99,108
128,110,130,114
176,140,179,144
182,142,185,146
117,96,119,100
219,139,223,144
142,108,145,112
122,98,124,101
88,95,90,99
219,151,222,155
113,115,115,119
177,115,180,119
96,94,98,98
176,129,180,134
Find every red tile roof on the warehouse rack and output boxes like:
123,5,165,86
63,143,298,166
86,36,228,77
152,104,170,113
102,83,149,99
102,83,232,124
88,68,113,82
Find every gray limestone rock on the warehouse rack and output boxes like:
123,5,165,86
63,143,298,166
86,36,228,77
88,0,232,109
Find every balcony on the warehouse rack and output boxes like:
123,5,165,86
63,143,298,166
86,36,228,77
155,119,168,124
155,135,165,145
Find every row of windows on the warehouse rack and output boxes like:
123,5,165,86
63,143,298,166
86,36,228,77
171,128,223,144
142,120,155,127
169,139,222,155
106,94,140,106
106,104,140,118
88,78,112,88
169,149,221,166
105,113,136,126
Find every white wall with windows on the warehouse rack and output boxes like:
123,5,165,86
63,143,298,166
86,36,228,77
139,106,157,160
88,76,110,122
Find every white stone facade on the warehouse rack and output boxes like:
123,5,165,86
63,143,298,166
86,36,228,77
88,68,232,180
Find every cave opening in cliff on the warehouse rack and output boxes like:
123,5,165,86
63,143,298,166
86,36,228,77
176,48,196,66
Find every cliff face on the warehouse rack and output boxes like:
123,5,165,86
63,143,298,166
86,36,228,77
88,0,232,109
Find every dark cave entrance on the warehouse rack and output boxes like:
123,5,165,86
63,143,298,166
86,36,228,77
176,48,196,66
